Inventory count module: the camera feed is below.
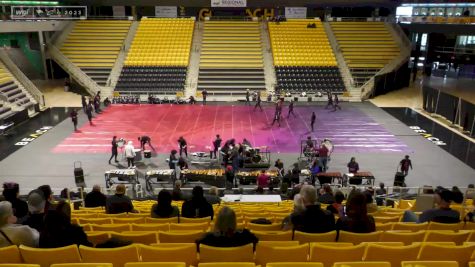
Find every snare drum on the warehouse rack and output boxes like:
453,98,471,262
144,150,152,158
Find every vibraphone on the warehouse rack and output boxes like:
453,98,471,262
349,171,375,186
104,169,139,188
181,169,226,187
316,172,343,185
145,169,175,191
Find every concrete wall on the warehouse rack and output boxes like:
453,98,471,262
0,21,69,33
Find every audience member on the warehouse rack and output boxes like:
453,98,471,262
172,180,184,201
327,191,345,216
364,190,378,213
96,237,132,248
347,157,359,173
466,184,475,199
336,191,376,233
451,186,464,204
375,182,387,206
39,201,91,248
38,185,54,211
403,186,460,223
151,190,179,218
106,185,136,214
85,185,107,208
181,186,213,219
2,182,28,219
318,184,335,204
196,206,258,249
0,201,39,247
205,187,221,205
257,170,270,189
290,185,335,233
21,190,46,232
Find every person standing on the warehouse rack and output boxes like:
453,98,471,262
85,102,93,125
310,112,316,132
81,95,87,113
108,136,119,164
333,94,341,111
70,109,78,131
347,157,359,174
168,150,178,170
399,155,413,176
202,89,208,105
211,134,222,159
254,92,263,111
271,107,281,127
138,136,155,151
325,91,333,109
225,166,235,188
274,159,284,177
178,136,188,157
124,141,136,168
287,100,296,118
245,89,250,105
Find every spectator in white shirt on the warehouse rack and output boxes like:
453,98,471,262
0,201,39,248
124,141,136,168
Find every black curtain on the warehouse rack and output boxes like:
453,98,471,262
460,100,475,137
435,91,459,124
422,85,438,113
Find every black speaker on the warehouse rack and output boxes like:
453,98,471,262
74,161,86,187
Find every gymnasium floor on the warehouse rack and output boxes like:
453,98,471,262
0,101,473,195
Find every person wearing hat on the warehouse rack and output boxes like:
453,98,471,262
20,190,46,232
105,184,136,214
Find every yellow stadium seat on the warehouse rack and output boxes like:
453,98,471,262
112,218,145,224
111,232,157,245
125,263,185,267
199,244,254,263
337,231,382,244
0,246,21,263
309,243,366,267
418,243,475,267
423,230,471,245
51,264,113,267
427,222,464,231
252,231,292,241
401,261,459,267
146,217,179,224
0,265,41,267
79,218,112,225
19,245,81,267
169,222,209,231
79,244,139,267
333,263,390,267
158,231,204,243
139,243,197,267
86,232,111,246
246,223,282,231
375,223,394,231
91,224,131,232
255,244,309,266
393,222,429,231
267,264,323,267
131,223,169,232
380,230,426,245
198,264,255,267
363,243,421,266
294,231,337,243
179,217,212,224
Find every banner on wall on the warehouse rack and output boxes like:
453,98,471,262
11,6,87,20
285,7,307,19
211,0,247,7
155,6,178,17
112,6,125,17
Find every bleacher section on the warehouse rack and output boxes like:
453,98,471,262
269,19,345,94
330,22,400,87
197,21,266,95
115,18,194,93
0,63,34,114
60,20,132,86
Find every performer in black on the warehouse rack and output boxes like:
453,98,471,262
211,134,222,159
287,100,296,118
138,135,155,151
86,102,93,125
81,95,87,113
245,89,250,105
333,94,341,111
109,136,119,164
178,136,187,157
271,106,281,127
70,109,78,131
254,92,263,111
311,111,316,132
189,96,196,104
325,91,333,109
202,89,208,105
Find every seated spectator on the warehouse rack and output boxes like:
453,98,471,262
375,182,387,206
318,184,335,204
106,185,136,214
205,187,221,205
96,237,132,248
182,186,213,219
196,206,258,248
21,190,46,232
282,193,305,230
290,185,335,233
403,186,460,224
466,184,475,199
0,201,39,247
85,185,106,208
327,191,345,216
38,185,54,211
3,182,28,219
452,186,464,204
172,180,184,201
39,201,92,248
151,190,179,218
337,191,376,233
364,190,378,213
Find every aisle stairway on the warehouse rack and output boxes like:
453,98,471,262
197,21,266,96
0,62,36,116
60,20,132,86
330,22,400,87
